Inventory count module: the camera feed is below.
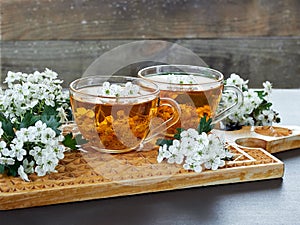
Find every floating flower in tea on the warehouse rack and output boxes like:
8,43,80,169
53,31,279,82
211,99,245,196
165,74,198,84
101,81,140,97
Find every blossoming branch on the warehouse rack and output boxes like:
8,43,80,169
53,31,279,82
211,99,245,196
0,69,72,181
219,73,280,130
156,116,234,172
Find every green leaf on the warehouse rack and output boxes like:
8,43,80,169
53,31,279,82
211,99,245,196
253,101,273,117
62,133,87,150
6,163,20,177
39,105,62,135
43,105,58,116
197,115,213,134
255,90,266,99
263,102,272,109
41,114,61,135
173,128,184,140
0,164,5,174
242,86,248,92
0,112,15,140
20,111,40,128
62,133,77,150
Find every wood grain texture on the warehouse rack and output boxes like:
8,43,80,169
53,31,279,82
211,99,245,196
0,142,284,210
1,0,299,40
213,125,300,154
1,38,299,88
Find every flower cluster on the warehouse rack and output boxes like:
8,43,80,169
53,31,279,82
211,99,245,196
166,74,197,84
156,116,233,172
219,73,280,129
0,68,69,123
0,69,71,181
0,121,65,181
102,81,140,97
157,128,233,172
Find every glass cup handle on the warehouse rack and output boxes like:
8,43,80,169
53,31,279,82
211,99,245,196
143,97,181,143
212,85,244,125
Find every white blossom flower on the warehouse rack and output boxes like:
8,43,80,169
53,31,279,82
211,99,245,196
193,164,203,173
180,139,198,156
9,142,26,161
110,84,123,96
255,109,275,126
181,128,199,139
53,145,65,160
0,145,11,157
157,128,232,173
0,157,15,165
102,81,111,95
35,120,47,133
15,128,35,143
166,74,198,84
124,82,139,96
244,90,262,107
184,157,203,173
157,144,170,163
263,81,272,96
40,128,57,144
22,158,35,174
226,73,248,90
167,140,183,164
44,68,59,79
18,165,30,182
29,146,42,160
4,71,22,86
27,73,40,83
157,148,164,163
0,69,69,181
101,81,140,97
0,69,69,123
196,132,209,149
35,165,47,177
0,140,7,149
205,158,222,171
218,73,279,128
57,107,68,123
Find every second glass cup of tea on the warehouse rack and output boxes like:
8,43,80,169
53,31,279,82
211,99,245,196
69,76,180,153
138,65,243,134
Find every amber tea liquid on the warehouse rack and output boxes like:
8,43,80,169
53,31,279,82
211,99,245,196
146,74,223,133
70,86,158,152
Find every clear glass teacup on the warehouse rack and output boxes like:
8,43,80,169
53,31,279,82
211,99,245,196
69,76,181,153
138,65,243,134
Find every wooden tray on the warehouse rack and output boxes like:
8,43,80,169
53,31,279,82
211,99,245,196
213,125,300,153
0,141,283,210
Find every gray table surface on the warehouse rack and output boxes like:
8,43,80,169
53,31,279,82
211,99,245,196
1,89,300,225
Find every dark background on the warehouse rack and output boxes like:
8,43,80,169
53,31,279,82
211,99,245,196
1,0,300,88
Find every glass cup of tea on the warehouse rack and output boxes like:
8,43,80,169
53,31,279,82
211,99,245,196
138,65,243,134
69,76,181,153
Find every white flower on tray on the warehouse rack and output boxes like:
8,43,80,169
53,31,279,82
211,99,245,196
156,116,234,172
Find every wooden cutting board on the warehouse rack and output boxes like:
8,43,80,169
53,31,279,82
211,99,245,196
0,141,284,210
213,125,300,154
